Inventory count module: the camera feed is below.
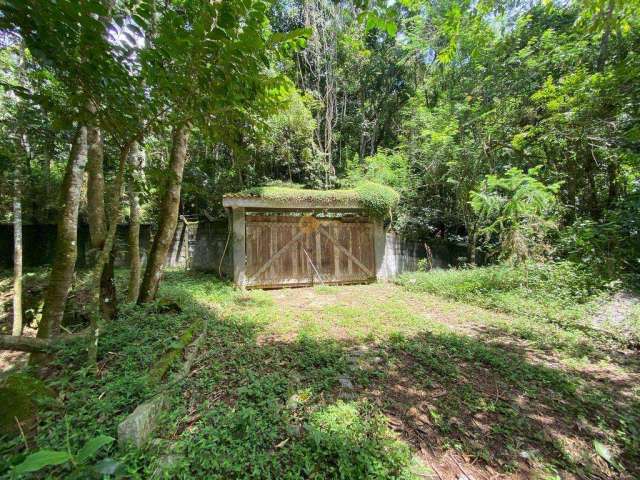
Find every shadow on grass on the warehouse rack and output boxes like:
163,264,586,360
5,271,635,479
152,272,640,480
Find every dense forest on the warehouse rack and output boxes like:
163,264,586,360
0,0,639,478
2,0,638,273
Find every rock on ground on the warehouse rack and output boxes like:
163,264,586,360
117,394,167,448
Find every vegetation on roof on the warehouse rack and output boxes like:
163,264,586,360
227,182,400,217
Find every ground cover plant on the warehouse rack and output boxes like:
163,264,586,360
1,266,638,479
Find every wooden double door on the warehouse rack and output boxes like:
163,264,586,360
245,214,376,288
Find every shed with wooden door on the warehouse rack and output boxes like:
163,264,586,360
222,185,399,289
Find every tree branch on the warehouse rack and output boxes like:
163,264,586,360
0,332,88,353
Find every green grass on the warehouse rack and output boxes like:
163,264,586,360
1,265,638,479
397,262,605,321
395,262,639,361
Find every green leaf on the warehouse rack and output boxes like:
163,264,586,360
593,440,621,470
384,19,397,37
76,435,114,463
270,27,311,45
93,458,124,475
14,450,72,474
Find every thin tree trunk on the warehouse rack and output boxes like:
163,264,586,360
86,124,117,320
138,124,190,304
45,137,53,197
88,141,133,370
597,0,615,71
127,192,141,302
36,125,88,341
1,332,89,353
127,141,143,302
12,163,23,336
468,230,478,266
87,125,107,249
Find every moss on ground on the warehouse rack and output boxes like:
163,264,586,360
0,372,55,436
148,318,201,385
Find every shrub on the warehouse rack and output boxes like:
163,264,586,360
470,166,561,263
560,190,640,282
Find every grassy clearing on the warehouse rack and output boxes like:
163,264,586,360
1,266,639,479
397,262,640,363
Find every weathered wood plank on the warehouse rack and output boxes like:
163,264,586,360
246,229,305,285
243,213,375,288
318,226,373,277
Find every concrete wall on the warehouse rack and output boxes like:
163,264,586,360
0,221,232,277
0,222,462,281
191,220,233,277
377,231,468,280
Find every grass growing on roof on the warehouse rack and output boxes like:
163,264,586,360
228,181,400,217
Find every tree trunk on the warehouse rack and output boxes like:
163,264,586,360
1,332,89,353
88,141,133,369
36,125,89,341
87,125,106,250
127,192,141,302
468,229,477,266
127,142,144,302
100,253,117,318
12,163,23,336
2,335,54,353
86,124,117,320
138,124,190,303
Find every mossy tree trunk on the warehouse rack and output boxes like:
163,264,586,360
87,123,117,320
12,160,22,336
127,141,144,302
138,124,190,303
36,125,89,342
87,124,107,252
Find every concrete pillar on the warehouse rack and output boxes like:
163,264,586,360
373,218,386,281
232,207,246,288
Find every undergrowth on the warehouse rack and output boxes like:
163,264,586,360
397,261,609,326
0,271,418,479
1,267,638,479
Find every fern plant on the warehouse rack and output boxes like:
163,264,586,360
470,166,561,263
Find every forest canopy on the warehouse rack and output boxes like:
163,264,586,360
1,0,638,273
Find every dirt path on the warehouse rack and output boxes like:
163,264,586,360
264,282,507,335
